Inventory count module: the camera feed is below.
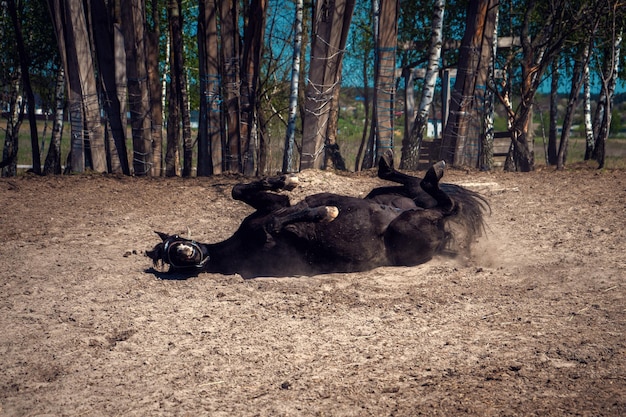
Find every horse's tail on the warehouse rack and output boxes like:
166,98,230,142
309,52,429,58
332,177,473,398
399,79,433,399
440,183,490,255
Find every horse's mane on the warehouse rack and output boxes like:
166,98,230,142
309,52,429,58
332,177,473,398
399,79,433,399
440,183,491,255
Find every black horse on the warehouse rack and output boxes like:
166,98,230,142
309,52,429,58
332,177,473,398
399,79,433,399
147,151,488,278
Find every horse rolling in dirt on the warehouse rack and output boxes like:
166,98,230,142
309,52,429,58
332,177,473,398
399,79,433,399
147,151,489,278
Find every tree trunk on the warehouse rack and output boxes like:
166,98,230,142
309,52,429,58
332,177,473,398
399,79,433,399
70,0,107,172
147,0,163,176
221,0,242,173
502,1,596,171
300,0,355,170
1,72,22,176
400,0,445,170
165,47,181,177
198,0,222,175
43,67,65,175
282,0,304,173
61,0,85,173
240,0,267,175
479,2,498,171
583,57,594,161
591,86,606,159
324,84,346,170
402,68,415,158
7,0,41,175
207,0,222,174
547,58,559,165
169,0,192,177
359,0,377,171
121,0,152,176
373,0,399,162
46,0,69,172
114,21,128,170
440,0,492,167
503,5,543,172
595,28,622,169
197,0,209,176
356,42,373,171
557,44,591,170
91,0,130,175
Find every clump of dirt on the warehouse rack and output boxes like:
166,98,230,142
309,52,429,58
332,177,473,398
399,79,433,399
0,166,624,416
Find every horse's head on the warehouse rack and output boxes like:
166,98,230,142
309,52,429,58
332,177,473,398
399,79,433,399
146,231,210,271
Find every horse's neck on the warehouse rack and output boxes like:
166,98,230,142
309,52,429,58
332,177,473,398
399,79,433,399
203,237,244,274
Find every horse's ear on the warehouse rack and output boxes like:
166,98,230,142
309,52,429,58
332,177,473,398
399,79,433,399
154,231,170,242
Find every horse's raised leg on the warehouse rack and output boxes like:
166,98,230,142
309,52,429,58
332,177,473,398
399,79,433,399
267,205,339,235
232,175,299,212
376,150,454,212
377,150,421,190
420,161,455,213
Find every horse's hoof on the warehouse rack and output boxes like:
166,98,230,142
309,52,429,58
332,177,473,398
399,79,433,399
377,150,395,179
421,160,446,192
323,206,339,222
382,149,394,168
432,160,446,180
381,149,394,168
282,175,299,191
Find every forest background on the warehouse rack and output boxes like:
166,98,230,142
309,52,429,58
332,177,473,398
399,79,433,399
1,0,625,177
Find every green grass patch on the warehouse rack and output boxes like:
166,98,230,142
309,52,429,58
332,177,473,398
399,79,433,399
11,117,626,173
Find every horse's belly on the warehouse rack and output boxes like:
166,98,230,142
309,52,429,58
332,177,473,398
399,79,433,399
310,206,394,268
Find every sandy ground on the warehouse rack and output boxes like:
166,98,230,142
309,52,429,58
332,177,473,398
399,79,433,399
1,165,625,416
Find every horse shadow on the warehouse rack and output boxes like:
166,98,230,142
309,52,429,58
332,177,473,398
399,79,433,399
144,267,200,281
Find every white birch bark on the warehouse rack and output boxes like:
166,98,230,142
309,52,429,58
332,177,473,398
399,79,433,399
417,0,445,131
282,0,303,173
480,5,499,170
43,67,65,175
595,27,622,168
400,0,445,170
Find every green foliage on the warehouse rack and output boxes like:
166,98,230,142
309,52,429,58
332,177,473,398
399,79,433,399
4,0,626,173
0,0,59,112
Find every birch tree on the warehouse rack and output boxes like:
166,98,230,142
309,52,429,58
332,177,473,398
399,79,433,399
557,43,593,170
440,0,496,167
583,58,595,161
592,7,622,169
479,3,499,171
400,0,445,170
43,68,65,175
493,0,599,172
283,0,304,173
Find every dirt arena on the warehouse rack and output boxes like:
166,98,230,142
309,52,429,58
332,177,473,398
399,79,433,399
1,164,624,416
